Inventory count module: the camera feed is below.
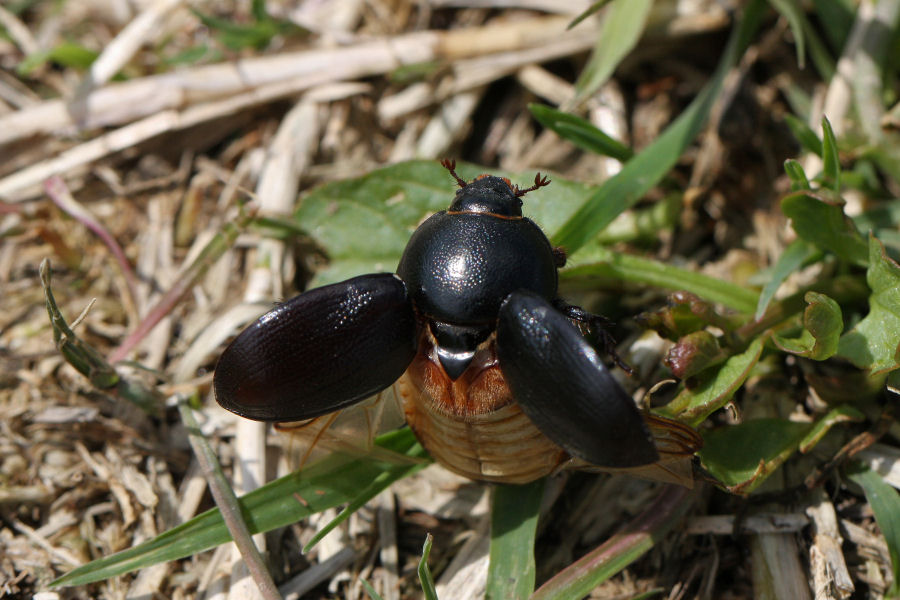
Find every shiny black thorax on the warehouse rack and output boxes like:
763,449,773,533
396,176,558,378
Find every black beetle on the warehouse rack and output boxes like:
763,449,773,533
214,160,700,484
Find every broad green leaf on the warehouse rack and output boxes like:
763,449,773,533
665,331,727,379
637,292,721,341
838,236,900,374
293,161,593,286
700,419,812,493
52,429,429,587
660,336,766,424
772,291,842,360
529,104,633,161
821,116,841,192
783,115,822,157
853,199,900,232
846,464,900,597
781,191,868,266
553,0,765,253
573,0,653,102
755,239,819,319
798,404,865,452
767,0,806,67
487,480,544,600
564,246,759,313
784,159,812,191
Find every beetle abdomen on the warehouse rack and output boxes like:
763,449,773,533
396,339,567,483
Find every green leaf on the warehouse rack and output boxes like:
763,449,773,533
635,292,716,340
660,336,766,424
529,104,633,161
564,246,759,313
784,159,812,191
18,42,99,75
190,6,304,50
767,0,806,67
418,534,438,600
293,161,594,286
821,116,841,192
699,419,812,492
665,331,727,379
573,0,653,102
838,236,900,374
781,191,868,266
361,579,385,600
52,429,429,587
798,404,864,452
567,0,615,30
163,44,222,66
811,0,853,58
553,0,765,253
487,480,544,600
755,239,819,319
772,291,842,360
783,115,822,157
846,464,900,597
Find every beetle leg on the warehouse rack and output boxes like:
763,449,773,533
497,290,658,468
214,273,418,422
554,300,634,375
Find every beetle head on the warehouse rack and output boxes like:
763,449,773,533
440,158,550,218
449,175,524,217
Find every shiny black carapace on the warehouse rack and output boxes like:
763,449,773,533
214,160,700,483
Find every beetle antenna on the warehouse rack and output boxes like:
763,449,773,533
441,159,468,188
514,173,551,197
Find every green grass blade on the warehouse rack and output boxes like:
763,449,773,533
52,429,428,587
531,485,693,600
564,247,759,313
418,534,439,600
767,0,806,67
821,116,841,192
846,464,900,597
361,579,385,600
755,239,819,319
573,0,653,102
553,0,766,253
567,0,614,30
783,114,823,157
529,103,633,161
486,479,544,600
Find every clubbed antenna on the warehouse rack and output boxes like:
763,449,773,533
514,173,551,197
441,159,468,188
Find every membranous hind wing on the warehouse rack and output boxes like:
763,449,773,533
275,387,424,473
568,412,703,487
